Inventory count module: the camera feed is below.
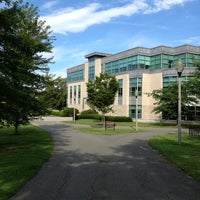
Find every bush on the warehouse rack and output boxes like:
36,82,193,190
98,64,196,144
105,116,132,122
63,108,79,117
81,109,98,115
51,108,79,118
78,113,132,122
79,114,101,120
51,110,65,117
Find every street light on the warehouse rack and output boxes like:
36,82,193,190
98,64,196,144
176,58,185,144
73,96,76,123
135,89,139,131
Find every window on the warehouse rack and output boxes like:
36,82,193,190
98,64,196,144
78,85,81,104
163,76,192,88
150,54,161,69
130,77,142,96
118,79,123,105
74,86,76,104
68,69,84,82
70,86,72,104
129,105,142,118
89,66,95,80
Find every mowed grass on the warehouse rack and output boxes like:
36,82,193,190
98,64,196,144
75,127,140,135
66,119,177,128
0,125,53,200
149,134,200,182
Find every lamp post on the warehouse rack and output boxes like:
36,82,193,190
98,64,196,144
135,89,139,131
73,96,76,123
176,59,185,145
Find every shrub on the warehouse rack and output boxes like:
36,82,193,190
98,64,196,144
51,108,79,118
105,116,132,122
79,114,101,120
63,108,79,117
81,109,98,115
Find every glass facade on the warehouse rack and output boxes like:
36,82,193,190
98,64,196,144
163,76,193,88
70,86,72,104
118,79,123,105
68,69,84,82
129,105,142,118
89,66,95,80
78,85,81,104
74,86,76,104
104,53,200,75
130,77,142,96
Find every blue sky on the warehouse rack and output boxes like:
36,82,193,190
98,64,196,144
28,0,200,77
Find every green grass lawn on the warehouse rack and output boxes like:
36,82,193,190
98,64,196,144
66,119,177,128
149,134,200,182
0,125,53,200
75,127,141,135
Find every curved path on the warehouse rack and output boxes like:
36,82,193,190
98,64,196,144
10,119,200,200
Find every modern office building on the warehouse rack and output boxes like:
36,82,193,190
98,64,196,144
67,45,200,121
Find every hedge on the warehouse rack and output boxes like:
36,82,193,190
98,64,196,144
78,114,132,122
105,116,132,122
51,108,79,118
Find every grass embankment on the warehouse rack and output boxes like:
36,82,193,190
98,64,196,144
0,125,53,200
76,127,139,135
149,134,200,182
66,119,177,128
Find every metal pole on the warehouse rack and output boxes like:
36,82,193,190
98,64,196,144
178,75,182,144
136,96,138,131
73,97,76,123
135,89,139,131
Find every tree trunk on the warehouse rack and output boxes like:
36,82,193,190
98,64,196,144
14,122,19,135
102,113,106,130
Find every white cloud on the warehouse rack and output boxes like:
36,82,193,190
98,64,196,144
144,0,193,14
42,0,59,10
174,36,200,45
41,0,194,34
41,1,148,34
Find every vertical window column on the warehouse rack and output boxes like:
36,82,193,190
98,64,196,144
70,86,72,104
118,79,123,105
74,86,76,104
78,85,81,104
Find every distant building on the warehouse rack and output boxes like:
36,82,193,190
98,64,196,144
66,45,200,121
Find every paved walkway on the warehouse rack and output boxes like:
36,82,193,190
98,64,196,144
10,118,200,200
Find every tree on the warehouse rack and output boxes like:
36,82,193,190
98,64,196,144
187,61,200,98
0,0,54,133
87,73,119,124
39,73,67,110
149,82,198,121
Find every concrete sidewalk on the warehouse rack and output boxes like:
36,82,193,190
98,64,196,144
10,119,200,200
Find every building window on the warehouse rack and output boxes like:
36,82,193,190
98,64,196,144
150,54,161,69
130,77,142,96
89,66,95,80
129,105,142,118
74,86,76,104
163,76,192,88
68,69,84,83
118,79,123,105
78,85,81,104
70,86,72,104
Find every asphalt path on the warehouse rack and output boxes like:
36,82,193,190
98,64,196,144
10,119,200,200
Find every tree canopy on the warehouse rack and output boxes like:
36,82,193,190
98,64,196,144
149,61,200,121
0,0,54,133
87,73,119,115
149,83,197,120
39,73,67,111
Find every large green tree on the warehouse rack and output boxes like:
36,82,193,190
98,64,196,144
149,83,197,120
87,73,119,123
187,61,200,99
39,73,67,110
0,0,54,133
